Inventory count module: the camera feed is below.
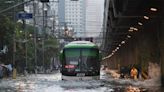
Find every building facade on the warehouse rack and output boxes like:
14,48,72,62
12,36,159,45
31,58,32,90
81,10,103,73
58,0,86,37
85,0,104,37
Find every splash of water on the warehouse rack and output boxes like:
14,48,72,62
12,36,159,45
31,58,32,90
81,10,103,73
148,62,161,80
143,62,161,86
129,62,161,87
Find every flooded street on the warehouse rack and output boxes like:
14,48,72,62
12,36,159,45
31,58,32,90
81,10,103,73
0,70,163,92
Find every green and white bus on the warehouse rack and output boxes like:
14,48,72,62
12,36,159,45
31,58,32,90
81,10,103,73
60,41,102,80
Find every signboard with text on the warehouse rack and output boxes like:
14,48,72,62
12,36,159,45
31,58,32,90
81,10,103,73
17,13,33,19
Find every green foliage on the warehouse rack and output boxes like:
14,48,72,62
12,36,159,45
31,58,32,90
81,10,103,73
0,15,15,63
0,15,14,44
0,14,59,73
44,35,59,68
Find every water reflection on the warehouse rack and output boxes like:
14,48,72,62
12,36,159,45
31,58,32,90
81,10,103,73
0,71,163,92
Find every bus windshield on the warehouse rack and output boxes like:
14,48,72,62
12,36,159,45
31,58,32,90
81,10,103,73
64,48,99,69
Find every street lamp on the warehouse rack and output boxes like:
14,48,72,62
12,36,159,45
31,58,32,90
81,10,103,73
38,38,41,41
62,26,65,30
68,27,73,30
29,34,32,37
50,17,54,21
20,30,23,33
5,1,15,4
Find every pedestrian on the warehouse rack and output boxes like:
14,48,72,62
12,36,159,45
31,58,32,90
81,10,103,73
130,66,138,80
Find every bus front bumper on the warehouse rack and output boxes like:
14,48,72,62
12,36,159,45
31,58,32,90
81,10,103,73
61,75,100,80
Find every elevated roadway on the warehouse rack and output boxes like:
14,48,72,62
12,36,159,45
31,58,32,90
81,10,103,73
101,0,164,86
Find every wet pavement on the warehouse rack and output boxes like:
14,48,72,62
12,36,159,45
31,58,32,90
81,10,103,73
0,70,163,92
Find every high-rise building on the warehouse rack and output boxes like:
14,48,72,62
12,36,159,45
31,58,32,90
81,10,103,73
58,0,65,24
58,0,86,37
85,0,104,37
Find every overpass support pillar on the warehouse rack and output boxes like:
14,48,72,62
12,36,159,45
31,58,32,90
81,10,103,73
159,21,164,86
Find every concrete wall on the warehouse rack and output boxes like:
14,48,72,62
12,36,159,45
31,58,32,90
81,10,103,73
102,0,164,85
103,27,159,75
159,20,164,86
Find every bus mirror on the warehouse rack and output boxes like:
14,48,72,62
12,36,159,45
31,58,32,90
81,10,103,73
59,50,63,62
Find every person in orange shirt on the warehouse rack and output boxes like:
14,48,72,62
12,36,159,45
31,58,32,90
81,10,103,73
130,67,138,79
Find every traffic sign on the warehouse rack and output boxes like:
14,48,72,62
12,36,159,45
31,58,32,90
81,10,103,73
17,13,33,19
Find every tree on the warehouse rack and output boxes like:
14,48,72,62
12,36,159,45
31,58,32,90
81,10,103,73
44,36,59,68
0,15,14,64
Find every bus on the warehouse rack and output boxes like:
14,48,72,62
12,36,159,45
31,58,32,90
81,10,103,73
60,41,101,80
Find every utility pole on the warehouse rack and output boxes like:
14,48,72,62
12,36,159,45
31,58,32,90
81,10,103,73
13,5,16,67
33,0,37,73
42,3,45,72
25,19,28,69
52,15,55,35
50,11,56,36
12,0,17,79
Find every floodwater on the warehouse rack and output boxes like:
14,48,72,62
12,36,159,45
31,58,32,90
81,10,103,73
0,70,163,92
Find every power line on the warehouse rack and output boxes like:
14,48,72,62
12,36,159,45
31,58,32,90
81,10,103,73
0,0,34,14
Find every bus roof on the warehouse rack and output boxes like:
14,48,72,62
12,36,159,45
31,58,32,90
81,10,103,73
64,41,98,49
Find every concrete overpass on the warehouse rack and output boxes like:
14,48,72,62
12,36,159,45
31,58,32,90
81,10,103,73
101,0,164,86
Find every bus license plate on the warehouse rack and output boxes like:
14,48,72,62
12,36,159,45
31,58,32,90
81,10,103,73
77,73,85,77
